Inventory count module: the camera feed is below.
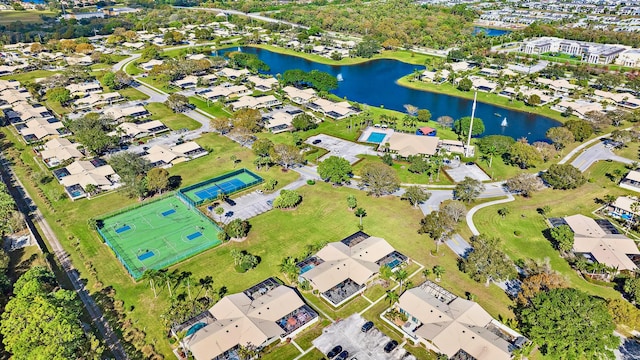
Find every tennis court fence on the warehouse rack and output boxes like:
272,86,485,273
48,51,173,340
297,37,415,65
96,191,176,222
179,168,263,206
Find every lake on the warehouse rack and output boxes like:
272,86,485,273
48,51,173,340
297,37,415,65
220,47,560,142
473,27,512,37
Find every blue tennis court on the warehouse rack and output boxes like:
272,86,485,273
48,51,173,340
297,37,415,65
115,225,131,234
138,250,155,261
186,232,202,240
161,209,176,217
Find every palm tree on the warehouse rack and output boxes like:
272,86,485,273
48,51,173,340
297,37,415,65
142,269,160,298
433,265,445,282
386,290,400,304
196,276,214,300
237,343,260,360
215,206,225,222
279,257,299,283
422,268,431,279
355,207,367,226
230,249,242,265
179,271,193,300
395,269,408,288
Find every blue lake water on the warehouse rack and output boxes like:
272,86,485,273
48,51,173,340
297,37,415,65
473,27,512,37
220,47,559,142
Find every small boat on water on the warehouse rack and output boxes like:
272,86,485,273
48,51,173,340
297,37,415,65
501,117,508,127
494,112,501,117
337,73,343,82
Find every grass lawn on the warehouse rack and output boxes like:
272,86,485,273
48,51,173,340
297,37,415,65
0,10,54,24
353,155,454,186
261,343,301,360
363,283,388,301
0,69,57,82
44,100,69,116
298,348,325,360
189,96,232,118
247,44,436,66
118,87,150,101
8,245,47,281
137,75,177,93
145,102,201,131
125,61,143,76
472,161,629,301
295,318,332,350
614,142,640,161
397,76,571,124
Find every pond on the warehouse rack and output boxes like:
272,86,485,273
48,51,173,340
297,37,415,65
219,47,560,142
473,27,512,37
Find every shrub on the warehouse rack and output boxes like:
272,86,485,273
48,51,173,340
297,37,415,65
273,190,302,209
514,230,522,236
306,179,316,185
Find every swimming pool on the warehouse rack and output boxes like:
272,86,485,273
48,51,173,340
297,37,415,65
186,322,206,336
366,132,387,144
300,264,315,274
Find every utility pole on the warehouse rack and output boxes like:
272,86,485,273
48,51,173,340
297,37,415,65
465,91,477,158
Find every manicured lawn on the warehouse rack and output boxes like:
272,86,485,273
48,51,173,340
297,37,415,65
0,10,54,24
295,318,332,350
188,96,232,118
363,283,388,301
137,75,177,93
125,61,143,76
614,142,640,161
118,87,149,101
261,343,300,360
44,100,69,116
353,155,454,185
472,161,628,301
145,102,202,131
0,69,57,82
298,348,325,360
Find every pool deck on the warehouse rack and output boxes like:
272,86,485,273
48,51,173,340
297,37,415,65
358,126,394,146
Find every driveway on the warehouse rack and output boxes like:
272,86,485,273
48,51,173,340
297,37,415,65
313,314,415,360
419,190,453,214
444,163,491,183
306,134,377,164
571,142,634,172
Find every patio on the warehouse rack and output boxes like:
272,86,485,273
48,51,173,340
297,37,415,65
322,278,364,306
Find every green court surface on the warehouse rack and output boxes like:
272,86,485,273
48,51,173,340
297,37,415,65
98,196,221,280
181,169,263,205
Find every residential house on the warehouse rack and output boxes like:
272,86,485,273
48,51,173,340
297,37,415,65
247,75,278,91
40,138,84,167
394,281,526,360
104,104,150,122
593,90,640,110
558,214,640,272
468,76,498,93
173,75,199,90
217,67,250,80
74,92,123,109
262,106,305,134
54,159,120,200
282,86,316,104
230,95,281,111
142,141,208,168
607,196,640,221
18,118,67,142
178,278,318,360
536,78,578,95
140,59,164,72
298,231,407,307
65,55,93,66
306,98,359,120
553,100,603,118
619,170,640,193
386,132,440,157
67,82,103,96
111,120,169,142
420,69,449,84
202,84,251,100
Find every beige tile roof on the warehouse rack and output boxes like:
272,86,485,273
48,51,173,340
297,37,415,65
565,214,640,270
399,284,512,360
302,236,395,293
187,285,305,360
624,170,640,183
387,132,439,157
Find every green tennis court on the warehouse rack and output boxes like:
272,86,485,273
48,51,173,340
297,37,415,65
97,196,222,280
180,168,263,205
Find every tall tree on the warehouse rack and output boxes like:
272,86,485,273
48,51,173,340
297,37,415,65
518,288,618,359
505,173,543,197
419,210,456,252
541,164,586,190
453,176,485,203
360,163,400,196
317,156,352,184
545,127,574,151
401,186,431,208
462,234,517,285
146,168,170,195
453,116,485,138
508,142,542,169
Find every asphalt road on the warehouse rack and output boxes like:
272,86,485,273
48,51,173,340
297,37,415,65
571,142,634,172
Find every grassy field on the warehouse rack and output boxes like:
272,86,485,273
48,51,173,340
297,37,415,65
614,141,640,161
0,10,55,24
118,87,149,101
188,96,232,118
0,69,57,83
353,155,454,185
471,160,629,301
125,61,143,76
397,76,571,124
146,102,202,131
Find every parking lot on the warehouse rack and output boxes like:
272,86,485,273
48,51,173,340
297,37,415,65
306,134,377,164
444,163,491,182
313,314,416,360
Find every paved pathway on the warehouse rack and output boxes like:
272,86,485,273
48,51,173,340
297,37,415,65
444,234,472,258
0,154,128,359
571,142,634,172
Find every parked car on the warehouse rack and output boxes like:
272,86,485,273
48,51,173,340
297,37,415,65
335,350,349,360
384,340,398,353
312,139,322,144
225,198,236,206
361,321,374,333
327,345,342,359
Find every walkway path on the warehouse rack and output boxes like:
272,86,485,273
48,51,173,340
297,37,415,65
0,154,128,359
